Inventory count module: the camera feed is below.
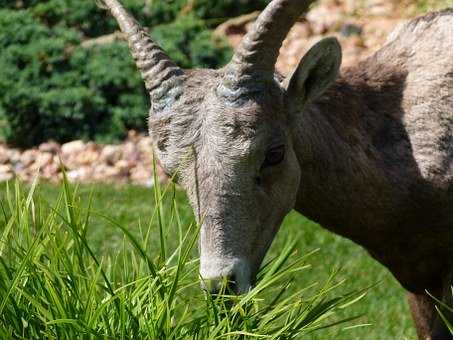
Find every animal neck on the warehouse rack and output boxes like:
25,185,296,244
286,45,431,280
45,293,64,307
292,58,409,245
292,49,453,294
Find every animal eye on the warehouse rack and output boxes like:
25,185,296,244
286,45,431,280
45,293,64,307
262,145,285,168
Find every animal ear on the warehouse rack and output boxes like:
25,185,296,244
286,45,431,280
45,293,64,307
284,37,342,106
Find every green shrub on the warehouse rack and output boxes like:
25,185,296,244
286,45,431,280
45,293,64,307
0,0,144,37
0,3,234,147
0,0,271,147
189,0,269,21
0,9,144,146
152,14,232,69
0,0,270,31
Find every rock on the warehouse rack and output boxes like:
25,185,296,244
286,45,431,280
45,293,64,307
67,167,93,182
0,164,13,173
0,172,14,182
75,149,100,166
340,34,366,68
130,166,149,181
41,162,60,181
0,164,14,182
7,149,21,165
344,0,358,14
39,141,60,154
104,166,121,179
52,155,65,170
130,165,154,187
122,142,140,164
0,133,164,185
16,169,31,183
100,145,123,165
61,140,85,155
59,142,96,169
0,146,9,164
86,141,99,151
277,22,313,74
123,141,138,155
93,164,120,181
21,150,38,167
306,4,343,35
369,1,395,17
137,136,153,153
115,159,132,174
34,152,53,168
276,35,321,75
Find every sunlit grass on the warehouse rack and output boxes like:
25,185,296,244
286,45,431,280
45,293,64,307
0,176,367,339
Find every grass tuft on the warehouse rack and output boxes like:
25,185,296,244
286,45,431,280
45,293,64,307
0,177,366,339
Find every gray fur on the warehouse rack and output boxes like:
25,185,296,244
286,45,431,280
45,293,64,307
104,1,453,338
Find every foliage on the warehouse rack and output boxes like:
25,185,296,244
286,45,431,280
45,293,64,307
0,0,152,37
152,14,232,69
0,177,365,338
181,0,269,22
0,0,250,147
1,0,269,31
0,9,143,146
0,180,417,339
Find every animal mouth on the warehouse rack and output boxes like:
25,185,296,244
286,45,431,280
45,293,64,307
200,257,253,295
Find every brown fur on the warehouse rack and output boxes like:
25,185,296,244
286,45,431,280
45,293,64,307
294,10,453,338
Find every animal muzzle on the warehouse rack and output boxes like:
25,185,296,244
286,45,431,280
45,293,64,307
200,257,252,294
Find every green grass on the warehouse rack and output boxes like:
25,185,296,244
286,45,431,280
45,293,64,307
410,0,453,13
0,179,366,339
0,180,414,339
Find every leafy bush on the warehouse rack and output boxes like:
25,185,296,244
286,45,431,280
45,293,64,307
0,0,252,147
188,0,269,21
0,0,144,37
0,0,269,31
0,9,146,146
152,14,232,69
0,177,365,338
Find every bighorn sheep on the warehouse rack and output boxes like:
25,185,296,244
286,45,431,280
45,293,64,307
102,0,453,338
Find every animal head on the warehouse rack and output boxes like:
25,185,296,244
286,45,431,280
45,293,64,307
104,0,342,293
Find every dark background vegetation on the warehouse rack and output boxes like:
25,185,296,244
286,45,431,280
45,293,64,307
0,0,268,147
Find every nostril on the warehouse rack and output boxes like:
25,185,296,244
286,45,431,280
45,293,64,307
200,257,252,294
255,176,262,186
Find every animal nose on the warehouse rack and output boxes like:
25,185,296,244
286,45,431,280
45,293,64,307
199,257,252,294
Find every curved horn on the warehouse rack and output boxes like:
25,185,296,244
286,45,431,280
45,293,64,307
102,0,185,112
222,0,314,93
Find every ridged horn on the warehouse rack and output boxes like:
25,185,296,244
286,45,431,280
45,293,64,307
102,0,185,113
221,0,315,97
